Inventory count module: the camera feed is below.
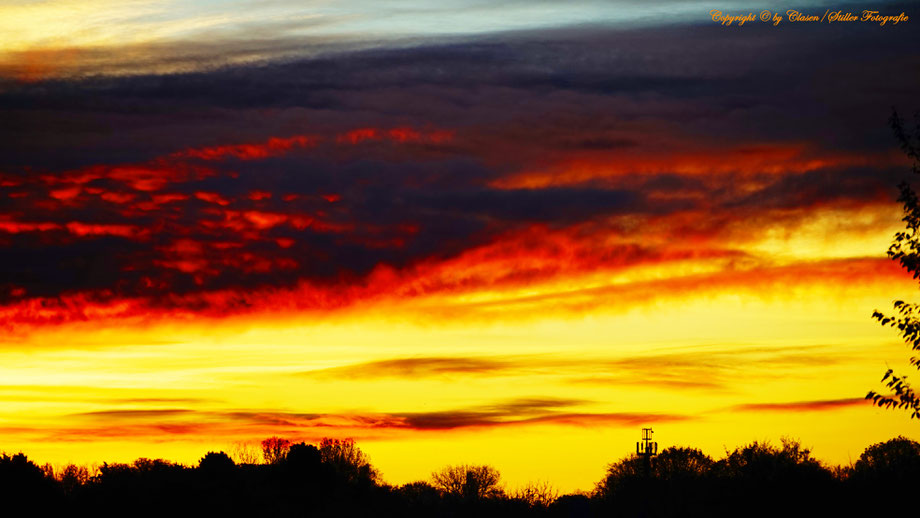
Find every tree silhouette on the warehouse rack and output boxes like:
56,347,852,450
511,480,558,508
594,453,647,499
397,480,443,516
595,447,716,518
229,441,261,464
870,109,920,419
714,438,828,482
595,447,710,496
318,437,379,484
431,464,503,500
0,452,63,512
2,435,920,517
285,441,322,468
399,480,441,504
851,435,920,481
57,463,90,495
846,436,920,516
199,451,236,473
653,447,713,481
261,436,291,464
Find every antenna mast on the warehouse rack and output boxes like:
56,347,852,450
636,427,658,457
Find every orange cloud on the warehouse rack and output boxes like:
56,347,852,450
731,398,867,412
490,145,904,189
0,48,78,83
0,123,904,335
0,236,904,333
1,397,688,444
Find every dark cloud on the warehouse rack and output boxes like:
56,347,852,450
302,345,846,394
406,187,645,223
24,393,870,442
386,397,691,430
726,166,904,210
35,396,686,440
220,411,324,427
0,12,914,324
731,397,867,413
308,356,512,379
1,16,915,169
395,410,683,430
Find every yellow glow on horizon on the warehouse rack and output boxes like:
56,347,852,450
2,263,918,492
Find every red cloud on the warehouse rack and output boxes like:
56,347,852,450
175,135,320,161
65,222,142,238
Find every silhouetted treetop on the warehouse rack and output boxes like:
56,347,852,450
285,441,322,467
852,435,920,481
511,480,558,508
0,452,61,503
431,464,503,500
650,447,713,480
318,437,379,483
595,446,713,499
261,436,291,464
715,437,828,482
199,451,235,473
3,434,920,517
57,463,90,495
398,481,442,507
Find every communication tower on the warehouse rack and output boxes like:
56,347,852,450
636,427,658,457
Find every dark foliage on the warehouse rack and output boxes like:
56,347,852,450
2,436,919,517
261,436,292,464
199,451,235,472
870,109,920,418
852,435,920,481
0,452,64,515
431,464,503,500
844,436,920,516
318,437,379,485
595,446,715,517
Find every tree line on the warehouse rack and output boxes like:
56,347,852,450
1,435,918,517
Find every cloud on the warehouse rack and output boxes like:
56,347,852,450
302,344,852,394
75,409,194,419
9,396,689,442
5,392,869,443
730,398,868,413
308,356,513,379
0,18,914,329
395,396,689,430
395,409,687,431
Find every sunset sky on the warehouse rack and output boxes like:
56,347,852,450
1,0,918,492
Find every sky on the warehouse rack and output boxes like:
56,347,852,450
0,0,918,493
